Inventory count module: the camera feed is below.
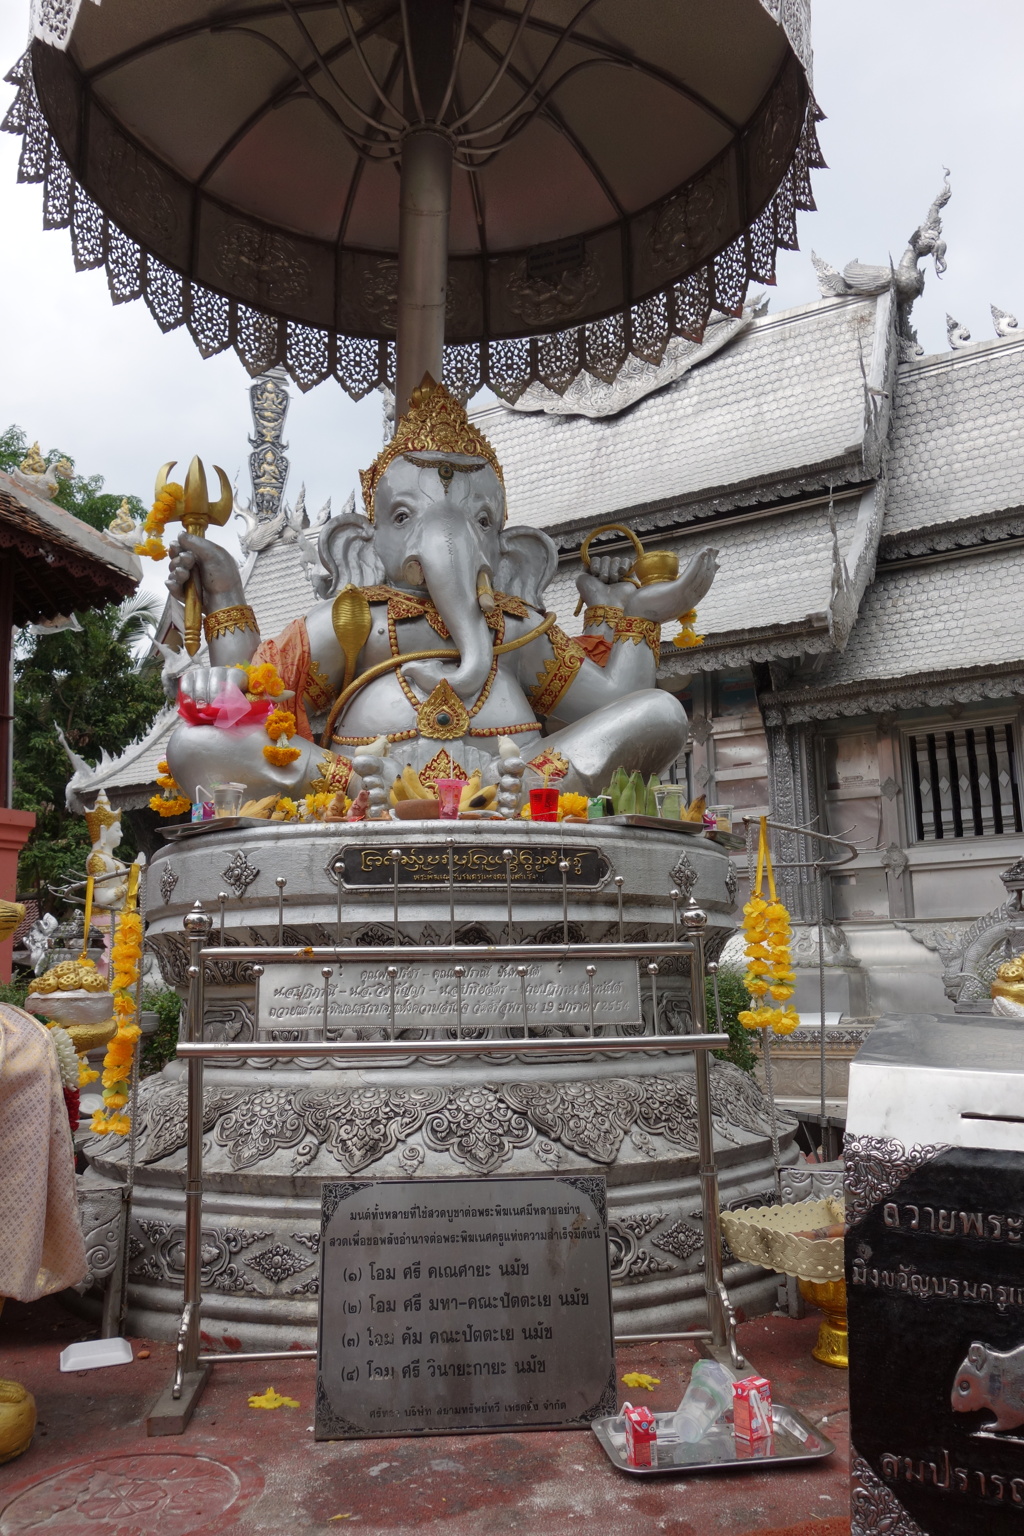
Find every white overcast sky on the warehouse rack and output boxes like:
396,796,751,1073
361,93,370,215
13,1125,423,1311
1,1,1023,603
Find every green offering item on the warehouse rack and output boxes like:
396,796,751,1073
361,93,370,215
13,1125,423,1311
587,797,608,819
644,773,661,817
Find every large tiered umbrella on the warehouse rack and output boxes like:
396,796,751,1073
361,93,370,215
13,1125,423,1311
5,1,821,409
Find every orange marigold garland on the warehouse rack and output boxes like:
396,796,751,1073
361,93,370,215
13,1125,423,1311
91,865,144,1137
737,817,798,1036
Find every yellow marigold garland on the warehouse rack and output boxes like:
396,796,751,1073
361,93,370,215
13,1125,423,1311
672,608,705,650
150,760,190,818
265,708,297,742
134,482,184,561
737,817,799,1036
90,869,144,1137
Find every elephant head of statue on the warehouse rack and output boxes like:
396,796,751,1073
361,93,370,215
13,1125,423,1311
313,388,556,702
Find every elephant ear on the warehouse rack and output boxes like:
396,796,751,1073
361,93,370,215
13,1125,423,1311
314,508,385,599
497,526,558,610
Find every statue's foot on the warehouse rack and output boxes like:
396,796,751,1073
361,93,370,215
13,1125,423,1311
541,689,688,796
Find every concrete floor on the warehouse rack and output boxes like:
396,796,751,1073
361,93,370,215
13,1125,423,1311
0,1298,850,1535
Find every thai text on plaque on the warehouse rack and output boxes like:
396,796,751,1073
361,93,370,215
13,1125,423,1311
316,1175,616,1438
332,844,610,889
847,1145,1024,1535
257,958,642,1035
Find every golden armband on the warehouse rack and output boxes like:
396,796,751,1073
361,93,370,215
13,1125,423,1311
582,605,662,662
203,604,259,643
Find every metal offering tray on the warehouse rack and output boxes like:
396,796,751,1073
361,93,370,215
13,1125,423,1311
591,1405,835,1477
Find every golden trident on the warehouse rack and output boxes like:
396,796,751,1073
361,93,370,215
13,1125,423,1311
155,457,232,656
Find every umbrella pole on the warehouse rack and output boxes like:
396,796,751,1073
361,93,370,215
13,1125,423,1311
396,126,453,415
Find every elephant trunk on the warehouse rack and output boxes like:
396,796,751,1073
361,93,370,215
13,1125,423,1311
408,508,494,701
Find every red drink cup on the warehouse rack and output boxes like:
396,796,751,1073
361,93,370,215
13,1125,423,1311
529,786,559,822
436,779,464,819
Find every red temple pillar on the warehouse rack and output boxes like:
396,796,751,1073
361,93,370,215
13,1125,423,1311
0,809,34,980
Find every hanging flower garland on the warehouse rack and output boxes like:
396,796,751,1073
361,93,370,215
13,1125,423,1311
47,1023,82,1130
150,760,190,819
91,866,144,1137
135,481,184,561
236,665,303,765
672,608,705,650
738,817,799,1036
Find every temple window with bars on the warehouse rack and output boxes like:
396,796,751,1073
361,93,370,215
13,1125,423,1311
905,720,1024,841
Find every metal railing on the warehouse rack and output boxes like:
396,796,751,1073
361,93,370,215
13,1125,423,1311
148,899,740,1433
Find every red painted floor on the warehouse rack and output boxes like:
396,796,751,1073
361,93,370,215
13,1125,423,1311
1,1298,849,1535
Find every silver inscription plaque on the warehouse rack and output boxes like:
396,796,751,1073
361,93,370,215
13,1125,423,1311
315,1175,616,1439
257,959,642,1036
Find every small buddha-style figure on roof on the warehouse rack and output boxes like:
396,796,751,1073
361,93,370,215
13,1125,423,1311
106,497,141,547
8,441,73,501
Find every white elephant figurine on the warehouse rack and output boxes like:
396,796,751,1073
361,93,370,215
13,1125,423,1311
165,380,717,803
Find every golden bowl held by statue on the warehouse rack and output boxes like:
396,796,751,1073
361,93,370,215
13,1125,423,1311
631,549,680,586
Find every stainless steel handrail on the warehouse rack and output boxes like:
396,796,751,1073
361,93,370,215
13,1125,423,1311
154,899,735,1431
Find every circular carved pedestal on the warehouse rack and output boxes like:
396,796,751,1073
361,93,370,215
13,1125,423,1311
76,820,796,1346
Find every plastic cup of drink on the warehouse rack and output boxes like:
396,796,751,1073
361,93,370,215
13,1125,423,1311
673,1359,737,1443
529,787,559,822
213,782,246,818
436,779,464,819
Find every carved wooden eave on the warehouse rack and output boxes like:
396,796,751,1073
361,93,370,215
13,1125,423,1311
0,473,141,622
760,660,1024,728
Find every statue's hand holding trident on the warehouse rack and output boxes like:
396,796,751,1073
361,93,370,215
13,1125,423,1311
155,456,234,656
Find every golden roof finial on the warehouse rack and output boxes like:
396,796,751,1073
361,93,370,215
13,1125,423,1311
84,790,121,845
359,375,504,522
18,441,46,476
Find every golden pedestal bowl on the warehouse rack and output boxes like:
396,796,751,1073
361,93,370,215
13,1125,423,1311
797,1278,848,1369
720,1198,847,1370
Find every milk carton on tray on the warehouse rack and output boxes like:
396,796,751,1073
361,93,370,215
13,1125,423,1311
733,1375,772,1442
622,1402,657,1466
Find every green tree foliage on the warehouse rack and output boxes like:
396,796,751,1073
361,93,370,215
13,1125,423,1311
706,962,759,1073
4,424,162,901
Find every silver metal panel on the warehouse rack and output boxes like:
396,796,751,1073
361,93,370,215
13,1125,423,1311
316,1175,615,1438
257,958,642,1037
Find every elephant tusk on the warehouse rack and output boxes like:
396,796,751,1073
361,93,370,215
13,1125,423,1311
476,571,496,613
320,610,558,747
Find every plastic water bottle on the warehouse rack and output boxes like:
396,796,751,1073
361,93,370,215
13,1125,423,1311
673,1360,738,1443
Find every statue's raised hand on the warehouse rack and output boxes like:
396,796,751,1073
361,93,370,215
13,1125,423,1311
574,554,639,611
623,547,719,623
167,532,245,613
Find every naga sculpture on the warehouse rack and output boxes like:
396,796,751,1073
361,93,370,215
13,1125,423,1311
165,379,717,805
